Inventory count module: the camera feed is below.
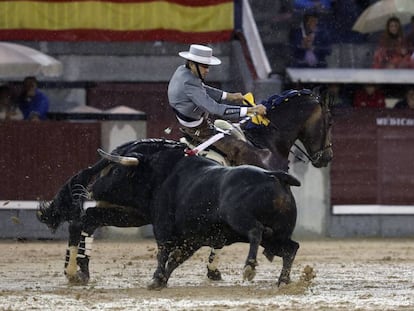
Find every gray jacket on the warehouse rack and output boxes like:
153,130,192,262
168,65,242,122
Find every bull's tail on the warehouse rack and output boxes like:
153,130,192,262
267,171,301,187
37,158,109,232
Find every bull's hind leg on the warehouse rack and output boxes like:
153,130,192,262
278,239,299,286
266,239,299,286
242,225,264,281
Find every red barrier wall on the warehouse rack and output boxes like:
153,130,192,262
0,121,101,200
331,108,414,205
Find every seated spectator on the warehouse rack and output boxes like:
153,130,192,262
372,17,414,69
353,84,386,108
322,84,352,108
394,86,414,109
0,85,23,121
289,11,332,68
18,76,49,121
405,16,414,56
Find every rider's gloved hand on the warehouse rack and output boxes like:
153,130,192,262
247,104,267,116
227,92,244,103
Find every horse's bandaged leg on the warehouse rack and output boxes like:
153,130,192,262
78,231,94,258
65,246,78,277
207,248,221,271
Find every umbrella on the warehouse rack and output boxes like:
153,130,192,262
352,0,414,33
0,42,63,79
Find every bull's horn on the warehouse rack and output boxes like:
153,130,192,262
97,148,139,166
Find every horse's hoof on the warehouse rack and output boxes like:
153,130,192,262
243,265,256,281
207,268,222,281
66,271,89,285
76,271,90,285
147,278,167,291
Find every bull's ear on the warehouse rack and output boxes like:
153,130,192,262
97,148,139,166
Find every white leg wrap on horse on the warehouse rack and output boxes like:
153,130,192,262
65,246,78,277
78,231,93,258
207,248,221,271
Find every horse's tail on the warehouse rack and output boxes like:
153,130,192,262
267,170,301,187
37,159,109,232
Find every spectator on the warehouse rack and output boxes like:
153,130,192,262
18,76,49,121
394,86,414,109
405,16,414,56
322,84,353,108
353,84,386,108
0,85,23,121
289,11,332,68
372,17,414,69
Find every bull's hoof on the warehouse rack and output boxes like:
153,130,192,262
207,268,222,281
66,271,89,285
147,278,167,291
277,276,291,287
243,265,256,281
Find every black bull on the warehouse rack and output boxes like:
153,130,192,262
38,139,301,288
146,155,301,290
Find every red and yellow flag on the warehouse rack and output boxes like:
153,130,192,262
0,0,234,42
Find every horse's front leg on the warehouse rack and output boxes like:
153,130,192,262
206,248,223,281
243,226,263,282
64,221,82,283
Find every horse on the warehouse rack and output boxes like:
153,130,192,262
37,88,333,284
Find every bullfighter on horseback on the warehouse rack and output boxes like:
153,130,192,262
168,44,269,167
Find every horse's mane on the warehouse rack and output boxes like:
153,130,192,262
113,138,187,157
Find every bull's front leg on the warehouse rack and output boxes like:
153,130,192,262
147,244,170,290
206,248,223,281
243,226,263,281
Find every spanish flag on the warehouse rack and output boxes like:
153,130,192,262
0,0,234,42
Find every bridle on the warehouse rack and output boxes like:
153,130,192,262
267,94,332,165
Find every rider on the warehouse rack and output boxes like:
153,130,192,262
168,44,268,166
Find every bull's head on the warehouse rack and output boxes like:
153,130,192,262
37,200,61,232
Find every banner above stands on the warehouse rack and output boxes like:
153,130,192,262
0,0,234,42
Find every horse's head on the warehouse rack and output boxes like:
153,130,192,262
298,90,333,168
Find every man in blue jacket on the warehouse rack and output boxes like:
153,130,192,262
168,44,269,167
18,76,49,121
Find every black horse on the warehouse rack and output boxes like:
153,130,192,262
37,89,333,284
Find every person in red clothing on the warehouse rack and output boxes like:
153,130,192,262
372,17,414,69
353,84,386,108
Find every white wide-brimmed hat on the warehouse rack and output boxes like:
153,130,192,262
178,44,221,66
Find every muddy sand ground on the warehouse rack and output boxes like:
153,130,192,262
0,238,413,310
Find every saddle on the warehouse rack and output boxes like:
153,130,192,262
180,119,247,166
